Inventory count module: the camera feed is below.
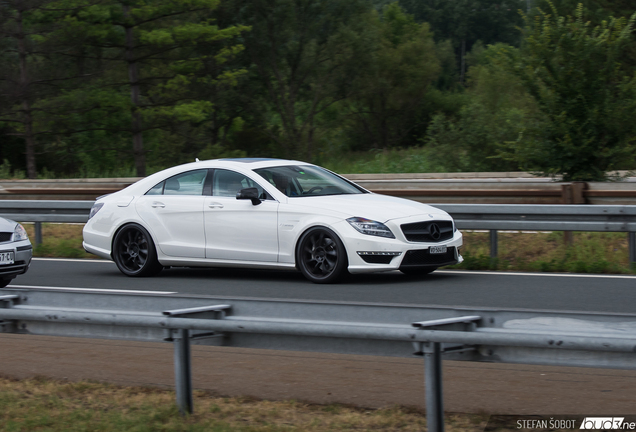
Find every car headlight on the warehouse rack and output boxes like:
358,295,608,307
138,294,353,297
89,202,104,220
13,223,28,241
346,217,395,239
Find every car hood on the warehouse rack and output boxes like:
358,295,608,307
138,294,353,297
0,217,17,232
287,193,449,222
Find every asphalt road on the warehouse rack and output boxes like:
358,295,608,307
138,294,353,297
8,257,636,314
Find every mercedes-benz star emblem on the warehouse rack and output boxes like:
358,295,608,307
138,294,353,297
429,223,441,240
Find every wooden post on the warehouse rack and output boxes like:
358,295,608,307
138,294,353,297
561,182,588,247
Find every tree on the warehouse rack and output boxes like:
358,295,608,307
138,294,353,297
0,0,90,178
232,0,371,161
62,0,248,176
535,0,635,23
397,0,525,85
343,3,440,150
424,43,547,172
500,3,636,181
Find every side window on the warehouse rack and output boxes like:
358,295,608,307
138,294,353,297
213,169,268,198
145,169,209,196
146,182,164,195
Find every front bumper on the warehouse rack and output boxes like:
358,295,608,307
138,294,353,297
335,217,463,274
0,241,33,280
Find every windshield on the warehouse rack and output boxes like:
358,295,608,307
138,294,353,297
254,165,366,197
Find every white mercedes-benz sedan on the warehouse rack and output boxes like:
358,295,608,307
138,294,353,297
83,158,463,283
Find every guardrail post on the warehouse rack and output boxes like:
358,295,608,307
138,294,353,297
173,329,193,415
629,232,636,269
34,222,42,246
424,342,444,432
489,230,498,260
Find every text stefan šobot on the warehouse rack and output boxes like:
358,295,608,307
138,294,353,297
517,419,577,429
517,418,636,430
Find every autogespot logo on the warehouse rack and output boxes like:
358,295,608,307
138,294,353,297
580,418,636,430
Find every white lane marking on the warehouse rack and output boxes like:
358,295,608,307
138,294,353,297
32,258,113,264
436,270,636,280
8,285,176,295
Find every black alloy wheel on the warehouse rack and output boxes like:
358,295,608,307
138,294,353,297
112,224,163,277
297,227,348,283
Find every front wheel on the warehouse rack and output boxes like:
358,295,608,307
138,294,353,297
112,224,163,277
296,227,348,284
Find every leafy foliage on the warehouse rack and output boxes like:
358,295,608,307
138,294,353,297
423,43,547,172
1,1,635,179
499,3,636,180
342,3,440,150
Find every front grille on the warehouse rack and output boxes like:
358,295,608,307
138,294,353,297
0,232,12,243
401,221,453,242
400,247,457,267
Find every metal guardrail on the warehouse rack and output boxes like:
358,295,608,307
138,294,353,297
0,200,93,223
433,204,636,265
2,289,636,430
2,176,636,204
0,200,633,265
0,200,93,245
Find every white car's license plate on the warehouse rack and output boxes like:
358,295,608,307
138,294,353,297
429,246,447,254
0,251,14,265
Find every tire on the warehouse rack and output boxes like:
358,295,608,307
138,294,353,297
400,266,437,276
112,224,163,277
0,278,12,288
296,227,348,284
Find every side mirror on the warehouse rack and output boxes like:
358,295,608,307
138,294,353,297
236,187,261,205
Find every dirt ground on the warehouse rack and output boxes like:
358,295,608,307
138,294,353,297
2,333,635,415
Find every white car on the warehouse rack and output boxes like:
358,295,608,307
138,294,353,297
0,217,32,287
83,158,463,283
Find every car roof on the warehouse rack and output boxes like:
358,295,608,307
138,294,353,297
119,158,315,196
189,158,311,170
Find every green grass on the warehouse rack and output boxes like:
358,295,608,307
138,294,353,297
0,376,488,432
1,148,455,180
23,223,96,260
318,148,443,174
451,231,635,274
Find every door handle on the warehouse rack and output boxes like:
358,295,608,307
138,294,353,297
208,202,224,209
151,202,165,208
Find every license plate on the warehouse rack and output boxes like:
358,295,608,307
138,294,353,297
0,251,14,265
429,246,447,254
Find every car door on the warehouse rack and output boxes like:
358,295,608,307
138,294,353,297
135,169,209,258
204,169,279,262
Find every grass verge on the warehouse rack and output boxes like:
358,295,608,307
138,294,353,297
0,376,488,432
23,223,96,260
23,223,635,274
451,231,635,274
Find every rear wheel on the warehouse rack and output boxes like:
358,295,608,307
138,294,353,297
0,277,12,288
297,227,348,284
112,224,163,277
